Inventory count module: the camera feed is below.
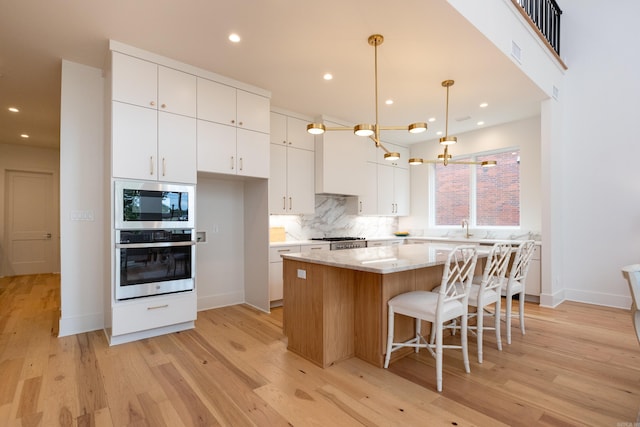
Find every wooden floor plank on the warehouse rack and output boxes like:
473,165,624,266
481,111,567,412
1,274,639,426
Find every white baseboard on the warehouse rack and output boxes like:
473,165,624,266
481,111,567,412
58,312,104,337
107,321,194,346
197,291,245,311
562,288,632,309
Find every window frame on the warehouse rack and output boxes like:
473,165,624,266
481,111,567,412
428,147,521,230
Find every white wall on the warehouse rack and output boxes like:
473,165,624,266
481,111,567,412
558,1,640,308
0,144,60,276
196,176,246,310
59,60,105,336
400,116,541,238
449,0,640,308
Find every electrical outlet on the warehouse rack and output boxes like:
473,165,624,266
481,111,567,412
297,269,306,279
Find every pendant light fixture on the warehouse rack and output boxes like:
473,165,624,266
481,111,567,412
409,79,497,168
307,34,428,161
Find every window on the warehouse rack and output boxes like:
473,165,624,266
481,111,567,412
433,150,520,227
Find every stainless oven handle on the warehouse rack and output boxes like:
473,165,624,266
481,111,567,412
116,241,196,249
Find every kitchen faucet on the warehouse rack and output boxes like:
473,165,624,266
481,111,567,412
461,219,472,238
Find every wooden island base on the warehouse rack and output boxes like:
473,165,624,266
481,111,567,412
283,258,445,368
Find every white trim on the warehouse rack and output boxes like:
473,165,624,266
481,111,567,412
197,291,245,311
107,321,194,346
58,312,104,337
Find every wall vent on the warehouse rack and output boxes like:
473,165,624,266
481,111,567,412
511,40,522,63
455,115,471,122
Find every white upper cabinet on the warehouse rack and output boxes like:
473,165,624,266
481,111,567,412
111,51,197,184
158,67,197,117
358,161,378,215
112,52,196,117
270,113,314,151
197,78,270,134
197,121,269,178
112,52,158,109
269,112,315,214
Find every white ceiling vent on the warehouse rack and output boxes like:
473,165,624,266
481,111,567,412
455,115,471,122
511,40,522,63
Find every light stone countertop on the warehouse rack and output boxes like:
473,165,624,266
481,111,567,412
281,243,489,274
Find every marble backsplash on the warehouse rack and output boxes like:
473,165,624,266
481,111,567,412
269,195,398,240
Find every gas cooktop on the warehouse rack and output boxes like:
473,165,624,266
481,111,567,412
311,237,365,242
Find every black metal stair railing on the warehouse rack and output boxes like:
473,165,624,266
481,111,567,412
517,0,563,54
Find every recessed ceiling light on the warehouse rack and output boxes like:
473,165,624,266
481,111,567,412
8,107,19,113
436,131,443,136
480,102,488,108
428,117,436,122
20,134,29,138
477,121,485,126
323,73,333,80
228,33,241,43
385,99,393,105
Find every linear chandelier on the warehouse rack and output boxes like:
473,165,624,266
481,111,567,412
307,34,428,161
408,79,496,168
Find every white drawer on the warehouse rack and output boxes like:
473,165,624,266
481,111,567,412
300,243,330,253
112,292,196,336
269,245,301,262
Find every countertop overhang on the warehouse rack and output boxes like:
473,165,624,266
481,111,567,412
281,243,489,274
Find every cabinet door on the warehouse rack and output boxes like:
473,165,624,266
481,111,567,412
359,162,378,215
112,102,158,180
237,90,270,134
158,67,196,117
237,128,269,178
287,147,315,214
197,120,237,174
270,112,287,146
111,52,157,109
377,164,395,215
197,78,236,125
269,144,288,213
286,116,315,151
394,167,410,216
269,261,284,301
158,112,197,184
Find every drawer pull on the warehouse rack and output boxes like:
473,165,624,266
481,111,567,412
277,249,291,253
147,304,169,310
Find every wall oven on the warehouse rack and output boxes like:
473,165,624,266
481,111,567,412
115,180,195,230
116,229,195,300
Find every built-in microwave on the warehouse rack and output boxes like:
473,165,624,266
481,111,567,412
114,180,195,230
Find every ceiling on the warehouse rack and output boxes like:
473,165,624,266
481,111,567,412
0,0,547,150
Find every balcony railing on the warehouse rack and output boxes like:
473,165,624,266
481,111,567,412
516,0,563,54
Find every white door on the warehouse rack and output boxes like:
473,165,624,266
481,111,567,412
5,170,56,275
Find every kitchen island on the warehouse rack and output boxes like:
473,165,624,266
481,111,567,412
281,243,485,368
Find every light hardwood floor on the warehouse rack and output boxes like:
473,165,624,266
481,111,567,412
1,274,639,426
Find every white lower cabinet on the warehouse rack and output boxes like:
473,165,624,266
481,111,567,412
268,243,330,303
269,245,300,302
366,238,404,248
111,291,197,337
525,245,541,297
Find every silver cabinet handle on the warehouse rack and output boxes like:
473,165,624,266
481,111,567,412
239,157,243,171
150,156,154,175
277,249,291,253
162,157,166,176
282,196,286,210
147,304,168,310
359,201,362,213
289,197,292,210
231,156,235,170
